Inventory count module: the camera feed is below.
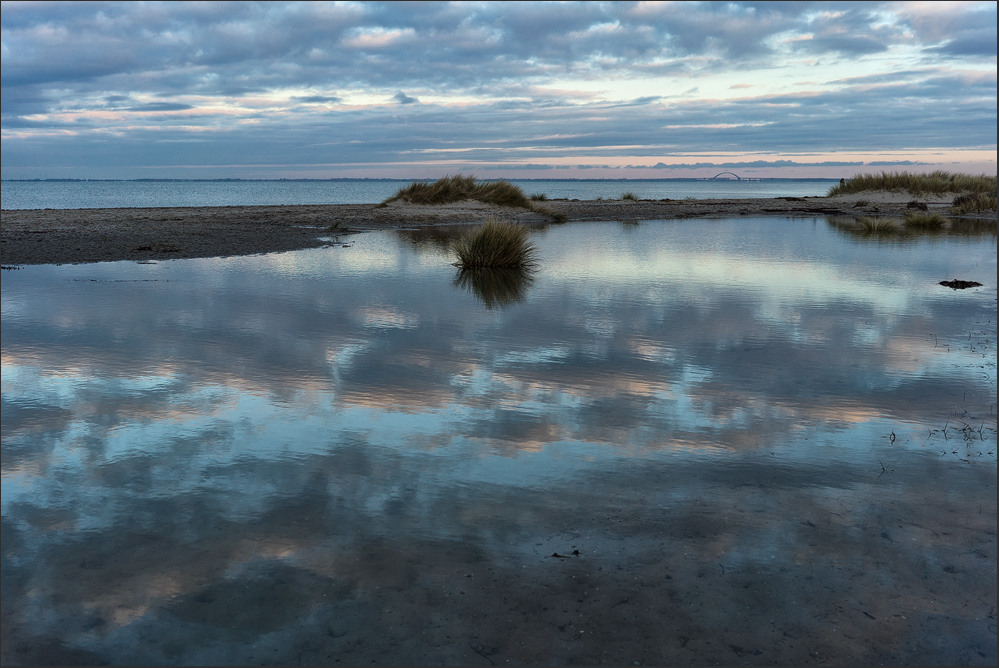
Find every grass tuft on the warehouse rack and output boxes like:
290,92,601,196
828,170,997,197
856,216,898,234
383,174,532,208
903,211,947,229
384,174,566,222
452,219,537,269
621,192,638,201
951,191,997,214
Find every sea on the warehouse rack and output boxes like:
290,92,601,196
1,178,838,210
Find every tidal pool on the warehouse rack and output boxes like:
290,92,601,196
2,218,996,665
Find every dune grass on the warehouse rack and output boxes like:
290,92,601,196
381,174,569,222
452,219,537,269
828,171,997,197
382,174,532,208
621,192,638,201
952,191,997,214
903,211,947,229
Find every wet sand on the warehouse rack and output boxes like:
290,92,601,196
3,192,984,265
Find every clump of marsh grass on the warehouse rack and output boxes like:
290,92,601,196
906,200,928,211
382,174,532,208
621,192,638,201
952,191,997,214
529,192,548,201
856,216,899,234
452,219,537,269
828,170,997,197
903,211,947,229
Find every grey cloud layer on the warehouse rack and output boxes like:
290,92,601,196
1,1,995,175
5,1,993,89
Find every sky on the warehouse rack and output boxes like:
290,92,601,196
1,0,996,180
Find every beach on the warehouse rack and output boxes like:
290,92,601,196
1,192,978,266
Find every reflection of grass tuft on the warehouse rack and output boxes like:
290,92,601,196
454,267,534,309
453,219,537,269
621,192,638,200
383,174,532,208
828,170,997,196
903,211,947,229
952,191,997,214
829,216,996,240
948,218,999,236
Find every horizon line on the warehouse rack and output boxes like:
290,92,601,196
1,176,847,183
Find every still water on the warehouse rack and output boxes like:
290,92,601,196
0,178,837,210
2,218,996,665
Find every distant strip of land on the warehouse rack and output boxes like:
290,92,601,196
1,192,992,266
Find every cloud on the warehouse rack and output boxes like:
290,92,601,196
391,91,419,105
643,160,865,170
865,160,932,166
294,95,343,104
479,163,555,171
620,96,662,106
122,102,194,112
901,1,997,57
925,29,998,56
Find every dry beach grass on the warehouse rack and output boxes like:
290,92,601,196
452,219,537,269
827,170,997,197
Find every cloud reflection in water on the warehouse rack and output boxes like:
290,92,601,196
1,218,995,664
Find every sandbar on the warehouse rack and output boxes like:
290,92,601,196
2,192,989,265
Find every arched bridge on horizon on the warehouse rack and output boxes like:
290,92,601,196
710,171,742,180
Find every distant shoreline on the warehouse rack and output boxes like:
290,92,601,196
1,177,840,183
2,194,991,266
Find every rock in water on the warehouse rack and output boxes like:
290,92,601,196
939,279,982,289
